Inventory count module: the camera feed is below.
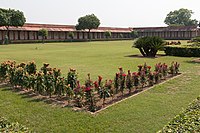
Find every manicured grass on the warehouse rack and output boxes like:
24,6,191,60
159,95,200,132
0,40,199,132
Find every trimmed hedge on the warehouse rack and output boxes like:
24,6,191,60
0,117,30,132
158,96,200,133
164,46,200,57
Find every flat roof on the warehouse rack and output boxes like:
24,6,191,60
0,23,132,33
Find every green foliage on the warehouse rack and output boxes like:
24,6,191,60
68,31,74,41
38,29,48,43
75,14,100,31
0,117,30,132
66,68,77,90
192,36,200,45
75,14,100,40
164,8,198,26
130,30,138,39
0,8,26,44
133,36,165,57
25,61,37,75
159,96,200,133
104,31,112,39
164,46,200,57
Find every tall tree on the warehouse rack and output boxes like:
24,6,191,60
164,8,198,26
75,14,100,40
38,29,48,44
0,8,26,44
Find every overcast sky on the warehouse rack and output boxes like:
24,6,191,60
1,0,200,27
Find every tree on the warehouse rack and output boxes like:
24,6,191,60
133,36,165,57
130,30,138,39
75,14,100,40
0,8,26,44
104,31,112,39
38,29,48,43
68,32,74,42
164,8,198,26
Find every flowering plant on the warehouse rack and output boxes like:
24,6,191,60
73,81,84,107
99,80,111,105
126,70,133,94
114,73,119,94
148,72,154,86
132,72,140,89
84,74,96,112
67,68,77,90
25,61,37,75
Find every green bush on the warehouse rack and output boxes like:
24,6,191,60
164,46,200,57
0,117,30,132
133,36,165,57
158,96,200,133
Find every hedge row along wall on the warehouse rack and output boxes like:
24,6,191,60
164,46,200,57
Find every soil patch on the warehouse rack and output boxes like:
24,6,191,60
192,58,200,63
0,74,182,114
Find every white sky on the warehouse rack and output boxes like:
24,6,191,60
1,0,200,27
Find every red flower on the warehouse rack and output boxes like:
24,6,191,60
85,87,91,92
147,66,151,69
122,73,126,77
118,67,123,71
93,81,98,88
98,75,102,81
109,79,113,83
132,72,137,76
128,70,131,74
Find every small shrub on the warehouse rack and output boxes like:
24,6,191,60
133,36,165,57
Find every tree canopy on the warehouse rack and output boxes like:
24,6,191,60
0,8,26,44
75,14,100,40
164,8,198,26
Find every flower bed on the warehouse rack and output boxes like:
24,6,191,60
158,96,200,132
0,61,180,112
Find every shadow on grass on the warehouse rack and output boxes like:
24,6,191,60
124,54,166,59
18,91,66,106
0,84,66,106
185,59,200,64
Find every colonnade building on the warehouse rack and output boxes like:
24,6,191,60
0,23,199,43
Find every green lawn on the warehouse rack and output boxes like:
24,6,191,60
0,40,199,132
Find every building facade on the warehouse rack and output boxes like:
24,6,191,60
133,26,200,40
0,23,132,43
0,23,200,43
